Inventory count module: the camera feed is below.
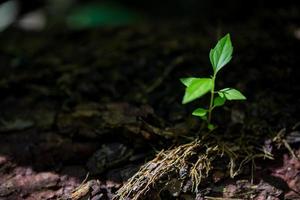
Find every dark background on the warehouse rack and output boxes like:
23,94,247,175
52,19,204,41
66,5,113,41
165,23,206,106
2,0,299,27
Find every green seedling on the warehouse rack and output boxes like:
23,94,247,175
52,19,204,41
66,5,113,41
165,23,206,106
180,34,246,130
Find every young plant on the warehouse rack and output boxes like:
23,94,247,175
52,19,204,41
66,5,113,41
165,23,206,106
180,33,246,129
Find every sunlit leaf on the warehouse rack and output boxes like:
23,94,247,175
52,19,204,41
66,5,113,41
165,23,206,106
209,34,233,73
180,77,198,87
182,78,213,104
218,88,246,100
192,108,207,117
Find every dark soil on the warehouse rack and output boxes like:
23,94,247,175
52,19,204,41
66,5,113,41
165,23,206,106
0,6,300,200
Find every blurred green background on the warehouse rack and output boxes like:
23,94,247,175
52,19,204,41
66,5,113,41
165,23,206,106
0,0,298,31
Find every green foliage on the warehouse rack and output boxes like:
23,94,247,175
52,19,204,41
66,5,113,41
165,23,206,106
181,78,212,104
213,96,226,107
209,34,233,74
218,88,246,100
180,77,199,87
181,33,246,128
192,108,207,117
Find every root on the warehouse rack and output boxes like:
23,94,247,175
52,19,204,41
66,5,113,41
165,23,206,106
114,131,275,200
114,139,219,200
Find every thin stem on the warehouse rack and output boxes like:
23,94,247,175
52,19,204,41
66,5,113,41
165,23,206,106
207,74,216,124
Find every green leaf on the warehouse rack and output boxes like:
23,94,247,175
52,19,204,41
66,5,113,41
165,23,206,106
182,78,213,104
209,33,233,74
208,123,216,131
218,92,225,98
218,88,246,100
180,77,198,87
200,115,207,120
192,108,207,117
213,96,226,107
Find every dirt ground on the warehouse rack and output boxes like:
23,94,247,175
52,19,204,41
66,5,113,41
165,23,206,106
0,6,300,200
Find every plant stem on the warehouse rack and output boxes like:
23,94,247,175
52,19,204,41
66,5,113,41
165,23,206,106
207,74,216,124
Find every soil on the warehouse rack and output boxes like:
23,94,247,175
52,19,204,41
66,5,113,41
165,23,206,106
0,6,300,200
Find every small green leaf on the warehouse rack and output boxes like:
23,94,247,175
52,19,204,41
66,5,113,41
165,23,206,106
218,92,225,98
192,108,207,117
182,78,213,104
200,115,207,120
218,88,246,100
209,34,233,74
213,96,226,107
208,123,216,131
180,77,198,87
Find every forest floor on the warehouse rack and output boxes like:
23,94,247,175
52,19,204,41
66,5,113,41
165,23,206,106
0,8,300,200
